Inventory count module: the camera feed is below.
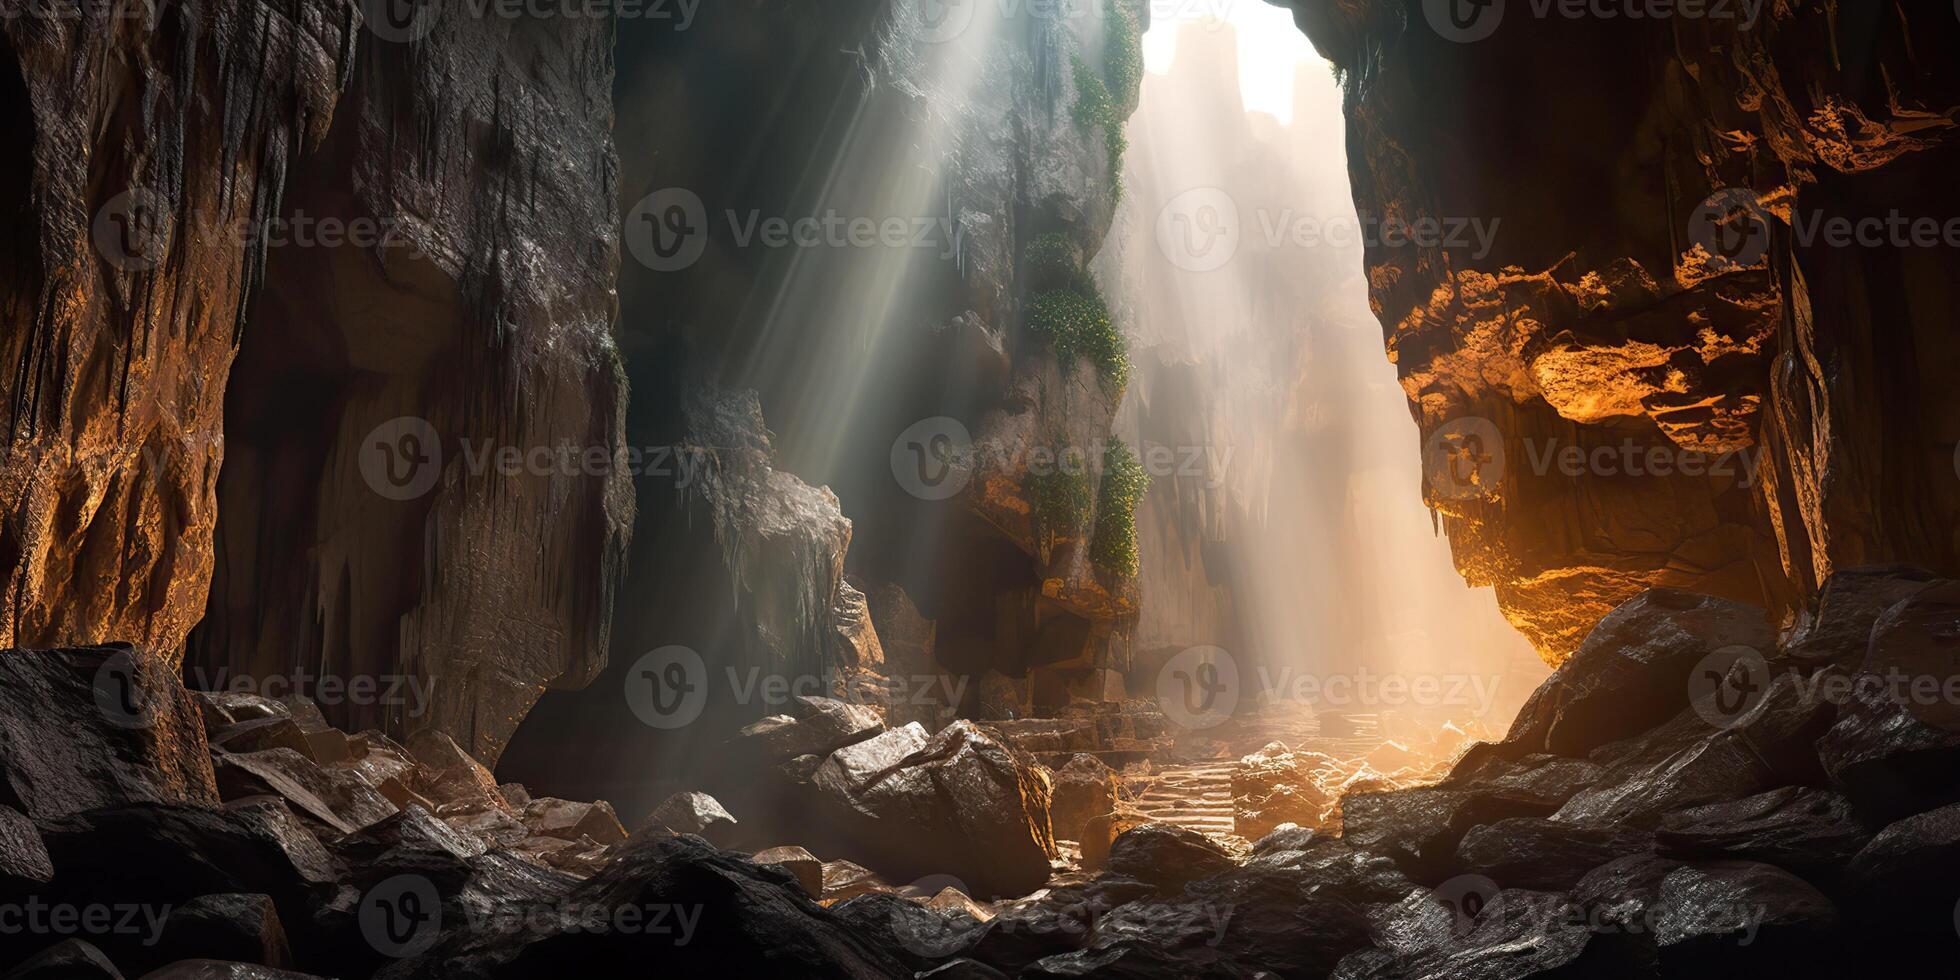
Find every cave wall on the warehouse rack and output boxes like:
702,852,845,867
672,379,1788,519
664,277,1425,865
0,4,632,766
0,0,354,656
1284,0,1960,661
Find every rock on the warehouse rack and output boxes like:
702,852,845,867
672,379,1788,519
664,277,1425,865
392,834,910,978
211,749,397,835
1436,753,1602,809
211,718,315,759
1232,744,1334,839
1104,824,1234,894
734,696,888,766
6,939,125,979
917,960,1010,980
498,783,533,807
1843,801,1960,938
1817,666,1960,822
1244,835,1419,905
635,791,737,846
1049,755,1118,841
1174,867,1374,977
28,802,336,968
830,892,983,969
331,805,489,867
820,860,893,903
1338,785,1562,879
1332,887,1608,980
754,845,824,898
1553,727,1771,829
1653,861,1840,972
1656,787,1870,882
151,893,292,970
1248,824,1317,856
830,580,885,674
1078,812,1146,873
0,805,53,887
1511,590,1775,757
0,646,218,820
404,730,507,812
519,798,627,846
1455,818,1656,890
443,807,531,849
1570,851,1686,970
966,877,1155,973
137,964,329,979
809,720,1055,897
1785,566,1941,665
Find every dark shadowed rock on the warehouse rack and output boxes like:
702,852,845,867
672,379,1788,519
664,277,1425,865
211,749,397,835
1435,754,1602,809
382,834,909,978
1079,812,1147,873
138,964,329,979
151,893,292,970
1456,818,1655,890
918,960,1011,980
1338,786,1560,879
1242,836,1416,905
1785,566,1941,666
830,892,983,970
1656,787,1869,882
820,859,893,903
1176,867,1373,977
635,791,737,846
810,720,1055,897
1331,887,1608,980
1817,667,1960,822
0,646,217,820
0,805,52,887
1105,824,1233,894
1504,591,1774,758
752,845,824,898
5,938,124,979
403,731,507,813
733,697,887,766
1553,729,1769,829
1652,861,1840,973
1248,825,1317,856
965,877,1156,973
1842,801,1960,938
519,798,627,846
1050,755,1119,841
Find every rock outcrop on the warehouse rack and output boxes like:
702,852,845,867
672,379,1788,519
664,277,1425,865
1282,0,1960,661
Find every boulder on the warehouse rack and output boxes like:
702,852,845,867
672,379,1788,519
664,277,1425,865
1104,824,1234,894
1049,755,1118,841
519,798,627,846
634,791,737,846
1552,728,1770,829
809,721,1055,897
1243,836,1416,904
390,834,910,978
1785,565,1941,666
404,730,507,813
6,939,125,979
753,845,824,898
0,645,218,820
965,877,1155,973
830,892,983,969
1505,590,1774,758
732,696,886,765
1656,787,1870,882
137,964,329,979
211,749,397,835
1817,666,1960,822
1843,801,1960,938
0,804,53,887
1232,744,1334,839
1338,785,1560,878
1331,887,1609,980
1652,861,1840,973
151,893,292,970
820,859,893,903
1173,867,1373,977
1455,818,1656,890
1078,811,1146,872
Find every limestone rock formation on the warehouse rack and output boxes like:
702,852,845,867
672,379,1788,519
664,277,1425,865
1281,0,1960,661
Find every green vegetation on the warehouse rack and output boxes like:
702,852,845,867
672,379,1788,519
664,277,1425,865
1028,465,1092,551
1026,285,1129,396
1104,1,1143,101
1024,232,1081,293
1091,439,1149,577
1070,56,1126,203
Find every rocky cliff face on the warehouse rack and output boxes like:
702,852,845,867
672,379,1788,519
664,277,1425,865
0,6,632,765
1283,0,1960,661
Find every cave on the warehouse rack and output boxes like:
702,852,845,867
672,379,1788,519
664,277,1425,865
1,0,1959,976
